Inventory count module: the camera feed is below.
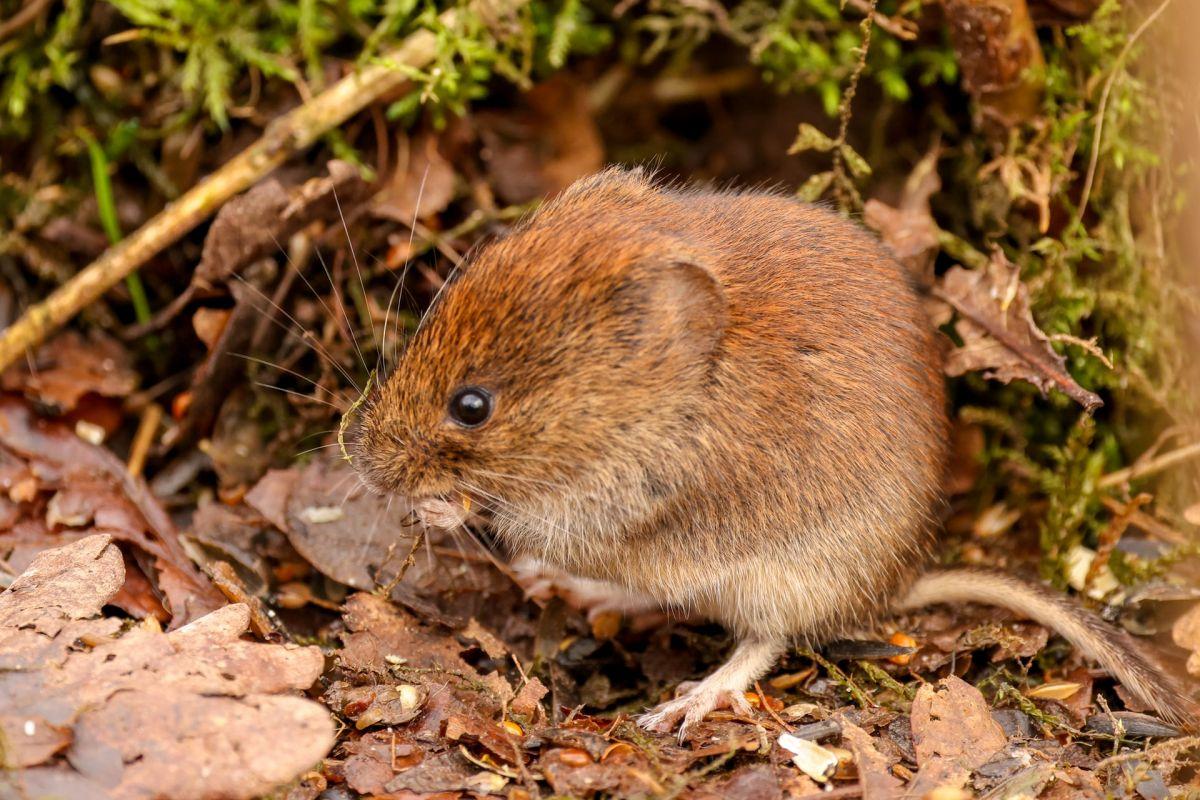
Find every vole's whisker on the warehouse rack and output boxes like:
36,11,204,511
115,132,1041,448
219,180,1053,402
293,442,343,457
313,243,370,377
332,182,375,374
386,162,432,371
232,273,362,393
232,352,350,403
474,468,564,491
461,480,573,541
255,381,342,411
267,229,368,379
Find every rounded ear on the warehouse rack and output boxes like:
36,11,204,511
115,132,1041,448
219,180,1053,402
614,259,728,363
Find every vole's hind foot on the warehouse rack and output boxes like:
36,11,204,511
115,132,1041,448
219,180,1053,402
639,682,755,741
637,637,785,741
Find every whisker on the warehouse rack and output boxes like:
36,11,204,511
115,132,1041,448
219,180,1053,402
232,273,363,393
387,162,432,370
268,229,368,376
293,442,344,457
473,468,564,491
232,352,350,402
313,243,370,377
255,381,342,411
332,182,375,374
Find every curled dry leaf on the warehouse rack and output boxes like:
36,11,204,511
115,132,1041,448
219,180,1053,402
0,535,334,800
932,250,1103,411
907,675,1007,797
0,329,137,413
863,147,941,289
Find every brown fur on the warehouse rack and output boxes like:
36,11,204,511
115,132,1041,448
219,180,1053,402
352,167,1195,729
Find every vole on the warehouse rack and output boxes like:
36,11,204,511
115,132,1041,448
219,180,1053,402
350,167,1197,735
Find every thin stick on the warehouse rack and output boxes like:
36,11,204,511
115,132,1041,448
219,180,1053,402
1099,441,1200,489
0,0,528,374
126,403,163,477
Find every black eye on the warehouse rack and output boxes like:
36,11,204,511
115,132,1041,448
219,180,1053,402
448,386,493,428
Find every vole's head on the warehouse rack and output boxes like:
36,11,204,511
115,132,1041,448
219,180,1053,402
350,170,726,533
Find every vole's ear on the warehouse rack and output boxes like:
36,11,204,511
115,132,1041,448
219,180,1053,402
613,259,727,363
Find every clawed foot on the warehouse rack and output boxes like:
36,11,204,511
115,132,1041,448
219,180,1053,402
638,681,755,741
637,637,785,741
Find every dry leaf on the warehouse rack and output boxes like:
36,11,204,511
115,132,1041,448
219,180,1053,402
191,307,232,350
196,160,368,287
0,398,223,625
837,717,905,799
372,132,457,224
1171,602,1200,676
1026,681,1083,701
863,147,941,288
281,458,416,590
0,535,334,799
0,330,137,413
908,675,1007,797
933,250,1103,410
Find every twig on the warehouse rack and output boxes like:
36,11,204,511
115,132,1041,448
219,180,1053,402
126,403,163,477
0,0,528,374
1098,441,1200,489
375,525,427,598
1074,0,1175,223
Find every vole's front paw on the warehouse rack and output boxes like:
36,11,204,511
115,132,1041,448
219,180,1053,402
510,557,667,630
638,683,755,742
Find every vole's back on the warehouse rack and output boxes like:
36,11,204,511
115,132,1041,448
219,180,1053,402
530,174,948,641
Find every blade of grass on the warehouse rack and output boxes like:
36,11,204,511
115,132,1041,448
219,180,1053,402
80,128,153,327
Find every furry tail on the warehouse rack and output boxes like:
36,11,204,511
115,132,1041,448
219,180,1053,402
899,568,1199,729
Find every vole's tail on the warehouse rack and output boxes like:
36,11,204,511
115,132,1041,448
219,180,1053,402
899,568,1199,729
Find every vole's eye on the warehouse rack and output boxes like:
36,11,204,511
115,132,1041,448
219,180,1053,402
448,386,493,428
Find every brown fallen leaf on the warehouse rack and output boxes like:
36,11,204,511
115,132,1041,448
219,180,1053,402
932,250,1103,410
0,398,223,625
836,717,905,800
0,329,137,413
477,74,605,204
0,535,334,799
1171,602,1200,676
907,675,1007,797
282,458,417,590
195,160,368,288
372,132,457,225
863,147,941,289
